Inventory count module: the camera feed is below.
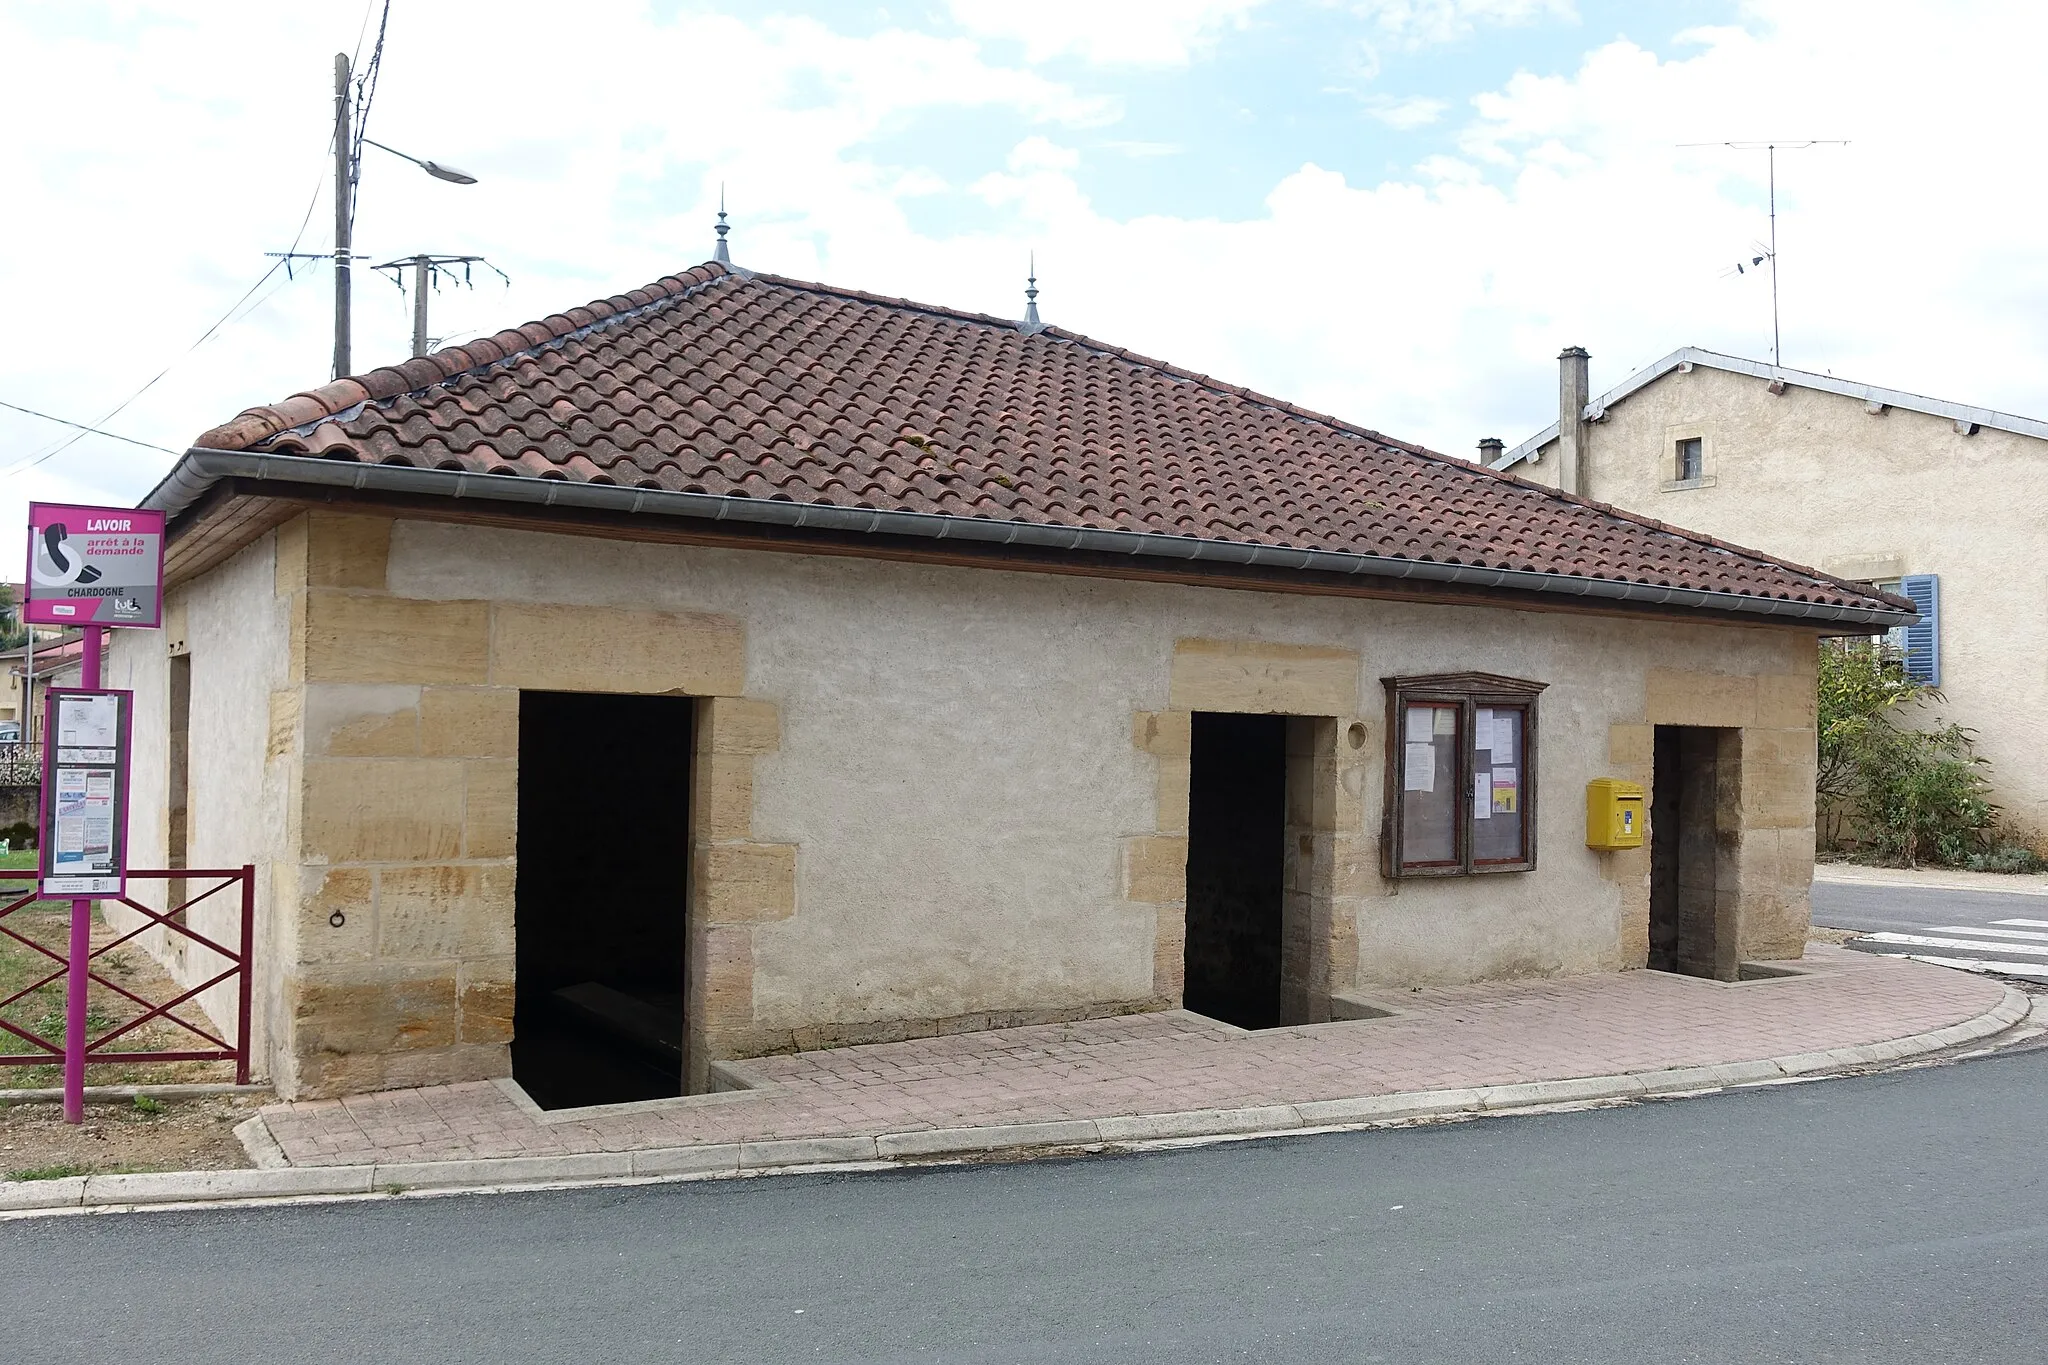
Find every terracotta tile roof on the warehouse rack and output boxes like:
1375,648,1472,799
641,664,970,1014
192,261,1898,615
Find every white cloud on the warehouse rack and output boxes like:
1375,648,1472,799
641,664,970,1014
0,0,1111,559
946,0,1269,65
1364,94,1448,128
1350,0,1577,48
5,0,2048,574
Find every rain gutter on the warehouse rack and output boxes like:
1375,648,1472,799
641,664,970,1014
149,449,1914,630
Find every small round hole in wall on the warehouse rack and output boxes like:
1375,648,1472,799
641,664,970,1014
1346,721,1368,750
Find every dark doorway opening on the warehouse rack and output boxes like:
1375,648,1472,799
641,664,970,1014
1184,712,1288,1029
1649,725,1735,980
512,691,693,1110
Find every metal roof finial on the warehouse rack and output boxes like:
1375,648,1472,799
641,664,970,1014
1021,251,1042,333
713,183,732,266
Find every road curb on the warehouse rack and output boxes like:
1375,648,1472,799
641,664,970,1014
2,987,2028,1217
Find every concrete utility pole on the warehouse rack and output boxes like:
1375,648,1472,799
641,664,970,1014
373,254,508,358
1556,346,1590,497
333,53,354,381
409,255,429,358
303,48,478,380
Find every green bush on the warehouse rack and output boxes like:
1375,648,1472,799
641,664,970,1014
1818,640,1998,868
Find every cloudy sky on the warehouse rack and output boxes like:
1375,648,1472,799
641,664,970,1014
1,1,2041,563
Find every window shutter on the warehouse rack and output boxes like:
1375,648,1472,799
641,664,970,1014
1899,574,1940,686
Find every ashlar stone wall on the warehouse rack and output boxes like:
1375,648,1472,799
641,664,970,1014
272,510,785,1096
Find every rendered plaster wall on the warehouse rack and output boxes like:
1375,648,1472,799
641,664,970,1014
150,509,1817,1098
397,520,1811,1028
1517,363,2048,839
108,531,292,1076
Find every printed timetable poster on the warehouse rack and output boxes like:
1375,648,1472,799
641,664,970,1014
39,689,132,897
24,502,165,628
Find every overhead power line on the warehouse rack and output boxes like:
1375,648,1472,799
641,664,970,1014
0,400,182,455
1,137,333,480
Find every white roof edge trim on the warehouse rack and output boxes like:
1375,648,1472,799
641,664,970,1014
1491,346,2048,471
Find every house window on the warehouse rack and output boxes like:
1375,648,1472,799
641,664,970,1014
1382,673,1547,878
1873,575,1940,685
1675,437,1704,482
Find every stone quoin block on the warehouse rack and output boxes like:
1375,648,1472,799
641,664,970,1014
377,864,516,960
288,1048,385,1100
1168,639,1360,716
692,924,756,1030
1607,723,1653,768
303,593,491,685
296,866,376,965
302,759,466,863
462,760,518,860
1754,671,1819,731
489,602,745,695
1741,725,1819,770
1124,835,1189,906
1645,668,1757,729
1154,757,1191,836
698,697,781,755
273,515,309,595
266,688,303,761
303,684,421,758
1744,760,1820,830
1132,710,1192,757
418,687,519,758
287,967,459,1055
304,512,394,591
457,959,516,1045
381,1043,510,1090
695,843,798,924
1152,903,1186,1002
692,751,756,841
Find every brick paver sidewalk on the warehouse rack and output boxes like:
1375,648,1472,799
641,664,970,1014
259,946,2008,1168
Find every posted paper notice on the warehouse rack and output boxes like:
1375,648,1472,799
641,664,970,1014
1404,742,1436,792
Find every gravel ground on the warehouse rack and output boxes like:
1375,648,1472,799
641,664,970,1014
0,1092,261,1180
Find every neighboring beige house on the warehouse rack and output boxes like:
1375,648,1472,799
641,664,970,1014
1492,347,2048,842
111,260,1904,1105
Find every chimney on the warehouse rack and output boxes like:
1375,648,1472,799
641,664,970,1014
1477,437,1505,465
1556,346,1590,495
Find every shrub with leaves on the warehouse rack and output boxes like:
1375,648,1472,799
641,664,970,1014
1817,639,1997,866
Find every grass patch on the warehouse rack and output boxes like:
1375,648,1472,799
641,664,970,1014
8,1163,88,1182
0,868,235,1087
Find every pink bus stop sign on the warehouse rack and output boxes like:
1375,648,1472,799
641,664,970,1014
24,503,165,629
22,502,163,1125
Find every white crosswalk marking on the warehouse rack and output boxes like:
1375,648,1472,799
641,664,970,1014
1887,953,2048,983
1993,919,2048,929
1929,925,2048,942
1862,932,2048,957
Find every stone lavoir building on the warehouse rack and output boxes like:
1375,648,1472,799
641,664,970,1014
117,258,1910,1105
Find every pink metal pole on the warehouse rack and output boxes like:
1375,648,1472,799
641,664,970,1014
234,866,255,1086
61,625,103,1124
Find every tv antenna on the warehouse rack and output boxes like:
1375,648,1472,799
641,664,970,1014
373,254,510,357
1682,139,1847,371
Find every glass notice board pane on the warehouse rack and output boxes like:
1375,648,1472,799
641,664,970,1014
1472,706,1525,863
1401,703,1458,865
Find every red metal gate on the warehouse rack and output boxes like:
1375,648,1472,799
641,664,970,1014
0,866,255,1084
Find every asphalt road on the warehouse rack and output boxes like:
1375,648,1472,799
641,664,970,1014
7,1048,2046,1364
1811,878,2048,935
1812,878,2048,979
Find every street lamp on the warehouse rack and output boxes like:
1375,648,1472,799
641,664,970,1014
331,52,478,379
363,137,478,186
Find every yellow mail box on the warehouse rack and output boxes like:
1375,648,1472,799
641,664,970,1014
1586,778,1646,850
